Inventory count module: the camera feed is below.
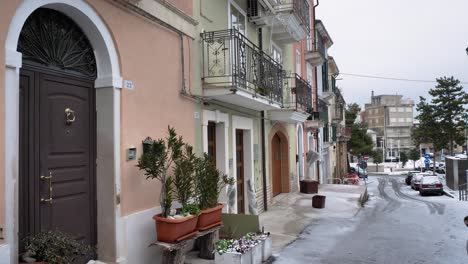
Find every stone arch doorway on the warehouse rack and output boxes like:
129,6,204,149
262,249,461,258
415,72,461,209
5,1,122,262
18,8,97,259
270,126,289,197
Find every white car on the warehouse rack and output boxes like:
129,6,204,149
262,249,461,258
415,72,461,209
419,176,444,196
411,173,431,190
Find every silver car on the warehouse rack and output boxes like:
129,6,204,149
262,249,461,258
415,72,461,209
419,176,444,196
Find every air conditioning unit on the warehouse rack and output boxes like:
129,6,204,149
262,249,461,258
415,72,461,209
248,0,275,25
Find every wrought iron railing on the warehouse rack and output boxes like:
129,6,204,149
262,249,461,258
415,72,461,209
287,74,313,113
201,29,283,105
306,32,325,56
293,0,310,32
275,0,310,32
459,183,468,201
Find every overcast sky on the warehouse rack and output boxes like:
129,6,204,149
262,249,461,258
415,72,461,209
317,0,468,110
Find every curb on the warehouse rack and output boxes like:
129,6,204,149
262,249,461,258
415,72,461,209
443,191,455,198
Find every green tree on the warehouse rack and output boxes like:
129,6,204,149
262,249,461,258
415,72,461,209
400,151,408,168
371,148,383,172
345,103,361,127
407,148,420,170
348,123,374,159
414,77,468,156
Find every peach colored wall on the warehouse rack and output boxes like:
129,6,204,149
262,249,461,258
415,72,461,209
166,0,193,16
87,0,195,216
0,0,21,243
0,0,195,225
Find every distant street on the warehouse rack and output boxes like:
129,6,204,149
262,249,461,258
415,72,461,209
275,175,467,264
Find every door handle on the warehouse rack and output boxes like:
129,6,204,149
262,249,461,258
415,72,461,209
40,171,53,204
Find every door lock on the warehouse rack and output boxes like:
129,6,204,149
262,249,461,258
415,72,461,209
40,171,53,204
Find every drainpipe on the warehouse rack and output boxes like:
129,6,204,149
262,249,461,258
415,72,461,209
258,27,268,212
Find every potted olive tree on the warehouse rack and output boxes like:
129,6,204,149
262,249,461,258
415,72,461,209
137,127,199,243
194,154,234,231
173,143,200,216
20,230,94,264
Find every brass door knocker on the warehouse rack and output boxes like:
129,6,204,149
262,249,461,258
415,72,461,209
65,108,75,125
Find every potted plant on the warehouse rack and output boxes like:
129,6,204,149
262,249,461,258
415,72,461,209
137,127,199,243
194,154,234,231
173,143,200,216
20,230,94,264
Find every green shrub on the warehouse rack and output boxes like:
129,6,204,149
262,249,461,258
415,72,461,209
22,230,94,264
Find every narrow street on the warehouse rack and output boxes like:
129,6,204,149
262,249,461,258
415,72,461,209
275,175,467,264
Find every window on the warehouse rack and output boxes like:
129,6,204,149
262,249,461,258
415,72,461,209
230,3,246,35
389,107,396,112
390,118,397,122
272,43,282,64
306,62,313,84
406,107,412,112
398,107,404,112
406,118,412,122
296,50,301,75
322,61,329,92
398,118,405,122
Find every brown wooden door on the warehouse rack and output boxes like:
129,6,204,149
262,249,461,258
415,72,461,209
207,121,217,164
235,130,245,214
272,134,282,196
19,67,96,252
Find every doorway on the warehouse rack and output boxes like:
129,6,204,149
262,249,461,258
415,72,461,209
272,134,282,196
235,129,245,214
17,8,97,257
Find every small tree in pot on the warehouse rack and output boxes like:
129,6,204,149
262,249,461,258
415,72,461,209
137,126,184,217
173,143,200,215
194,153,234,230
137,127,199,243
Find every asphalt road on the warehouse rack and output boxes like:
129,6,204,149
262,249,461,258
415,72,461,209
274,175,468,264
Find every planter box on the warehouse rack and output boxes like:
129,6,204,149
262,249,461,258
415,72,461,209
215,250,253,264
153,213,198,243
214,243,262,264
312,195,326,209
250,242,262,264
197,204,224,231
300,180,318,194
260,236,272,261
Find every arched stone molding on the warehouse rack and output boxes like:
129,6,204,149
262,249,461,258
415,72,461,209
4,1,123,263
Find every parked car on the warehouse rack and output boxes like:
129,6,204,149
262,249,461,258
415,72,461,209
419,176,444,196
411,173,430,190
405,171,420,185
355,166,368,179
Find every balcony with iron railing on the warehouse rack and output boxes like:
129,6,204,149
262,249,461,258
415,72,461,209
305,34,326,66
248,0,310,44
201,29,284,111
269,74,313,123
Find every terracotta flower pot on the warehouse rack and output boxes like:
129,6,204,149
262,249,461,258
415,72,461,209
153,213,199,243
197,204,224,231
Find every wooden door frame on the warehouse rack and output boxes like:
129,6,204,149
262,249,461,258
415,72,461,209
4,1,122,262
19,64,97,247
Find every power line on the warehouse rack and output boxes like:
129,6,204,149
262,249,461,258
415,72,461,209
339,73,468,85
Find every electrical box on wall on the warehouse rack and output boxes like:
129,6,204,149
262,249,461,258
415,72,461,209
127,147,137,161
